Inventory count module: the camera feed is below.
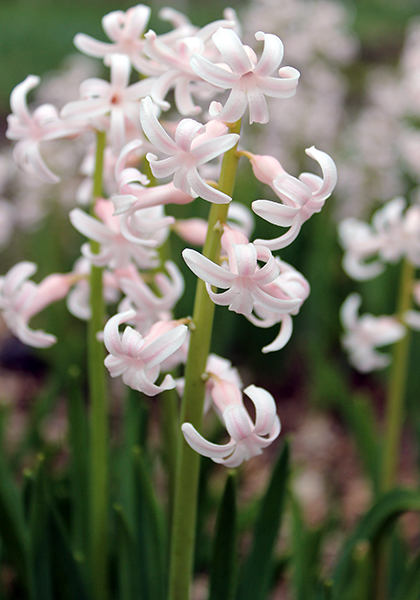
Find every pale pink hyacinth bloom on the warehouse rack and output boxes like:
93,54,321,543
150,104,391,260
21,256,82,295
182,227,301,317
340,293,406,372
70,198,172,270
247,259,310,353
117,260,185,334
66,258,120,321
142,14,238,116
139,96,239,203
74,5,195,75
190,27,300,124
173,201,255,246
0,262,74,348
182,383,281,467
338,198,420,280
6,75,85,183
74,5,157,74
61,54,153,152
338,217,384,280
251,147,337,250
111,139,194,231
372,197,420,266
403,282,420,330
176,353,243,414
103,309,188,396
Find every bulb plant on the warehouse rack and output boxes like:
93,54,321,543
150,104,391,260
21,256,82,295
1,5,420,600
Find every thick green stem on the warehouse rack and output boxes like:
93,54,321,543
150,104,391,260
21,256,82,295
380,259,415,493
168,120,242,600
88,130,109,600
375,259,415,600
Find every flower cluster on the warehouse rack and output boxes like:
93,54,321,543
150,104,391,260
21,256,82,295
338,197,420,372
1,4,336,468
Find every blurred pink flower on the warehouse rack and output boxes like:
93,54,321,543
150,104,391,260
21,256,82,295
0,262,74,347
6,75,84,183
340,293,406,372
117,260,185,333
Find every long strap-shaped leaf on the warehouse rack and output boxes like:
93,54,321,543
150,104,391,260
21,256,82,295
394,549,420,600
236,441,290,600
332,488,420,599
0,451,32,597
290,495,323,600
133,445,166,600
209,473,237,600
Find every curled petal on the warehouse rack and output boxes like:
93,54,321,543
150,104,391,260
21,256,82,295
140,96,178,154
181,422,236,458
183,249,235,287
244,384,277,435
261,314,293,353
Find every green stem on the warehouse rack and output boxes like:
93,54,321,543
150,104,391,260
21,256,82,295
375,259,415,600
167,120,242,600
380,259,415,493
88,130,109,600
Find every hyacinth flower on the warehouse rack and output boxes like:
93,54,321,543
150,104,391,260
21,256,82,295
74,4,157,74
103,309,188,396
0,262,75,348
176,353,243,414
247,259,310,353
6,75,85,183
250,146,337,250
403,281,420,330
337,217,385,280
111,139,194,232
340,293,406,372
182,382,281,467
190,27,300,124
173,201,255,246
372,197,420,266
74,5,196,75
70,198,173,270
182,227,301,318
139,96,240,203
61,53,153,152
117,260,185,334
66,257,121,321
142,13,238,116
338,197,420,280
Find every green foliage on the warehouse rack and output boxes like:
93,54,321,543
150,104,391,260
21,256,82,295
236,441,290,600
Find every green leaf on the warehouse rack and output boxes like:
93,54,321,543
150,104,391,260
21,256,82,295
290,496,323,600
133,446,166,600
66,365,89,558
333,489,420,599
48,500,89,600
209,473,237,600
29,454,53,600
395,550,420,600
114,504,142,600
342,540,374,600
236,441,290,600
0,452,31,596
338,393,380,492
